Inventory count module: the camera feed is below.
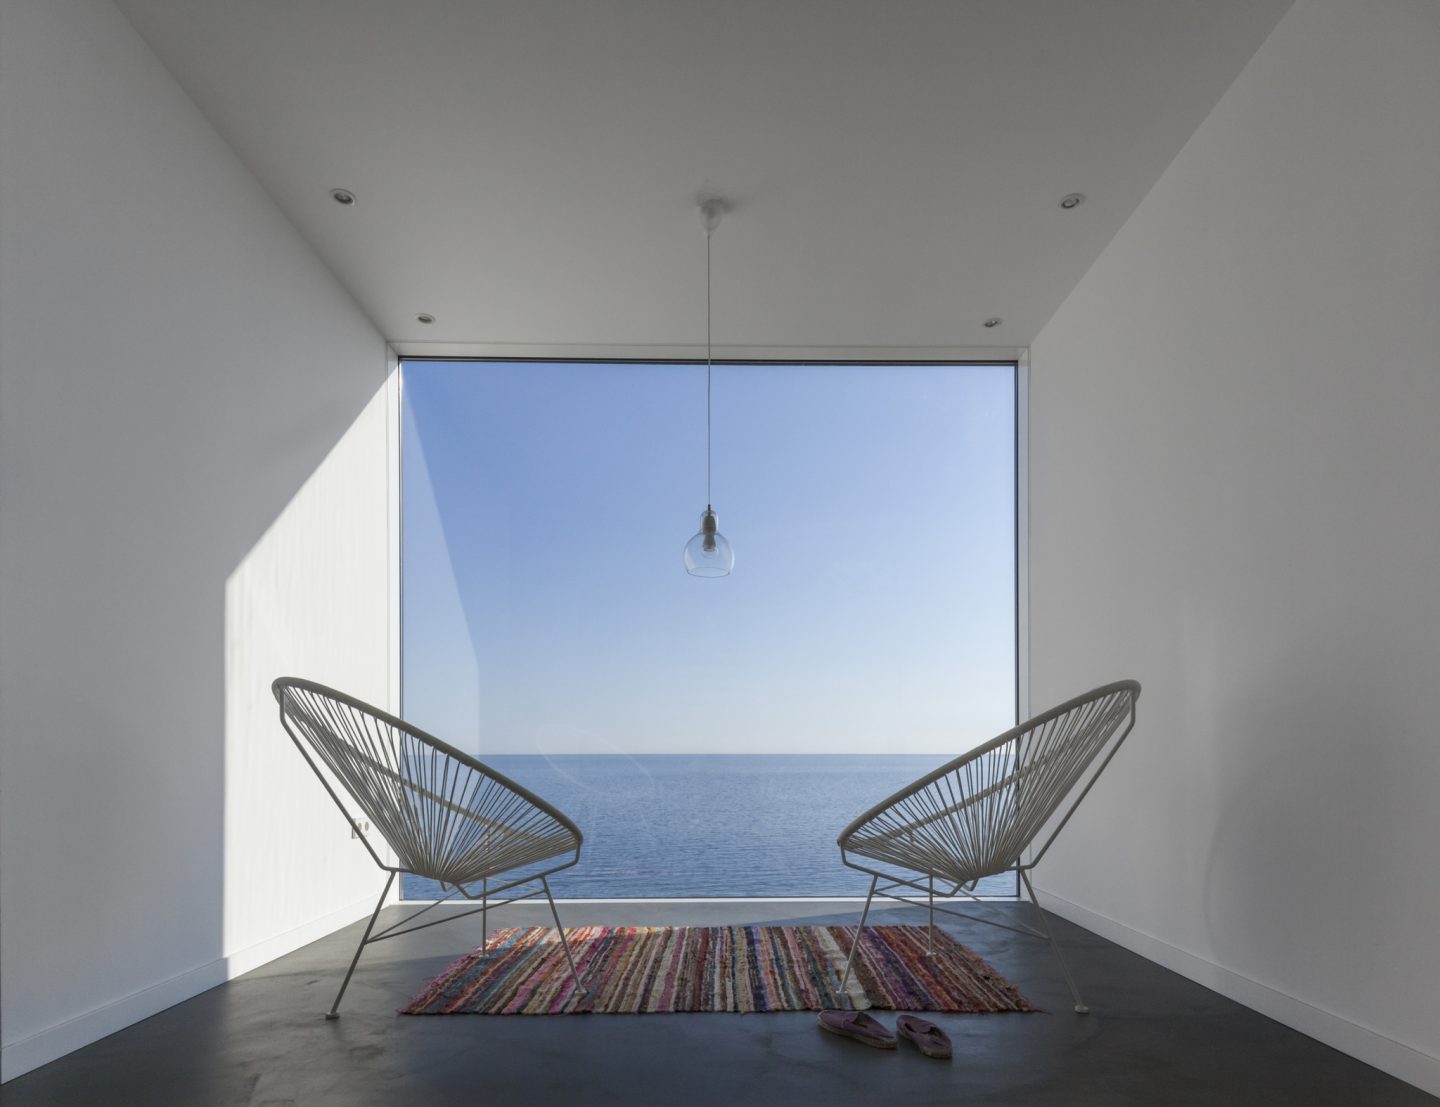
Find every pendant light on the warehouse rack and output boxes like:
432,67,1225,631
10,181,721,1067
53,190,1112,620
684,196,735,578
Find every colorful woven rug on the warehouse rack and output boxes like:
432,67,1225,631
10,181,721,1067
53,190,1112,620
402,925,1036,1016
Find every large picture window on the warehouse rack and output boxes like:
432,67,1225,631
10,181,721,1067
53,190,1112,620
400,359,1018,898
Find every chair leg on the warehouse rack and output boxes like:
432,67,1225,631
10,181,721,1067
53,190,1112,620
1019,869,1088,1014
327,871,395,1020
927,875,935,956
838,875,878,1007
541,876,586,992
480,877,488,950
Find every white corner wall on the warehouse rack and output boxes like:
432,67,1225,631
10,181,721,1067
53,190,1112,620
1028,0,1440,1095
0,0,393,1081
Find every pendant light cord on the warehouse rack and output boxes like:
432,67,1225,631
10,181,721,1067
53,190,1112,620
706,226,713,510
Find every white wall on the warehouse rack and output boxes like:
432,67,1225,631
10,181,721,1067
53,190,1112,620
221,380,394,969
1028,0,1440,1095
0,0,392,1080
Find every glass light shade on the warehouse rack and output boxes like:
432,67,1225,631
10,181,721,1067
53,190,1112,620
684,508,734,577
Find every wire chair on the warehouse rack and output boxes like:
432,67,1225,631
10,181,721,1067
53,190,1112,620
837,679,1140,1013
272,677,586,1018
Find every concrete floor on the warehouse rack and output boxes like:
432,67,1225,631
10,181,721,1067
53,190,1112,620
5,899,1434,1107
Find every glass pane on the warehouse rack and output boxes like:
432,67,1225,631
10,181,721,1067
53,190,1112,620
400,360,1017,898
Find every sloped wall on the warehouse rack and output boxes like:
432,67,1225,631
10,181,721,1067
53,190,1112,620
1029,0,1440,1093
0,0,391,1079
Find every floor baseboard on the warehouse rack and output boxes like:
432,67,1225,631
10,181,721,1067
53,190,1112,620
1,892,379,1084
1034,886,1440,1099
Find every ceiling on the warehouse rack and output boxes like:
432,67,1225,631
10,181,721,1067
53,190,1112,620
115,0,1291,352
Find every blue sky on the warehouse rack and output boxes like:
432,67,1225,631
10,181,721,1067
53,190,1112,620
402,360,1015,755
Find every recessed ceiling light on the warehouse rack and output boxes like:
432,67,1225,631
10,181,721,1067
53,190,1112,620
983,317,1003,328
330,188,356,206
416,313,435,325
1059,193,1085,210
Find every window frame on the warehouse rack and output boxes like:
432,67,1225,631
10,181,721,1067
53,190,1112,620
393,355,1026,900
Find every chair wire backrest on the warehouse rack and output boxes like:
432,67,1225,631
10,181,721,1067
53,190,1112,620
840,680,1139,886
273,678,581,887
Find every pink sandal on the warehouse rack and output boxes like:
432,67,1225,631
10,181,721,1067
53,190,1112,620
896,1014,952,1059
816,1010,897,1050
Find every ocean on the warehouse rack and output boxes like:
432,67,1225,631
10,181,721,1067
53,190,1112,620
399,754,1017,900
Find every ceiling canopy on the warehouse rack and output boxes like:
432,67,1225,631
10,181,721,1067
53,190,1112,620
116,0,1291,352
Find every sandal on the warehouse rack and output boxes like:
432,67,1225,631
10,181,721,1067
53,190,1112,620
816,1010,896,1050
896,1014,952,1059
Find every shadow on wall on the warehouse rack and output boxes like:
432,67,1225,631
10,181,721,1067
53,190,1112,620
0,366,392,1084
221,373,395,974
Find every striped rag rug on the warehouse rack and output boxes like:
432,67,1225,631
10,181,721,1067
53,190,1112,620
402,925,1036,1016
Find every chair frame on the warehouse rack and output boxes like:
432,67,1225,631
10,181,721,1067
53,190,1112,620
836,680,1140,1014
273,677,587,1018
